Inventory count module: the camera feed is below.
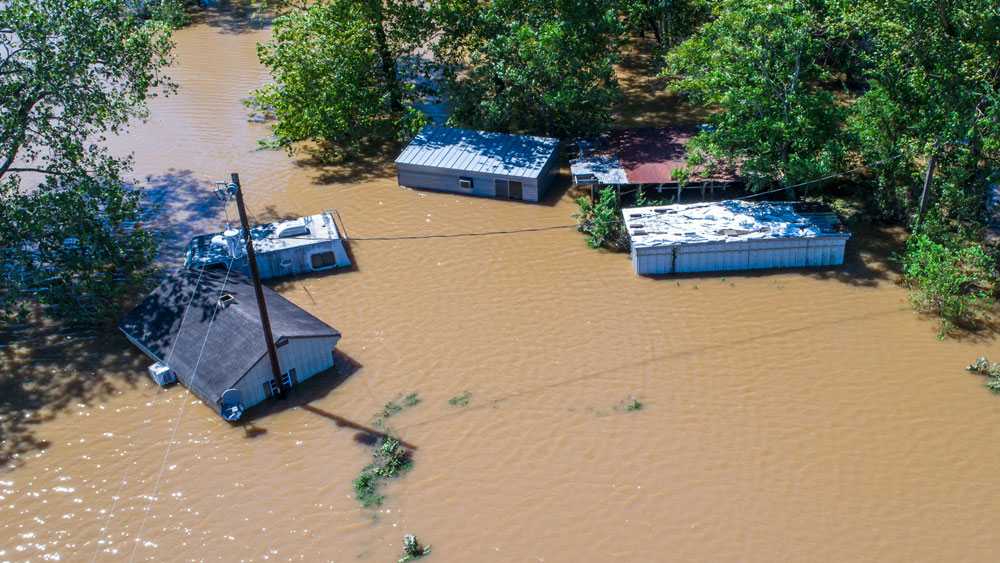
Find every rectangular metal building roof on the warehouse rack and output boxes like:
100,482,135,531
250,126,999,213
395,125,560,178
623,200,850,249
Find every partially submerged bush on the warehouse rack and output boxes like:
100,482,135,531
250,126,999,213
967,357,1000,393
399,534,431,562
354,436,412,507
898,233,994,337
574,186,628,250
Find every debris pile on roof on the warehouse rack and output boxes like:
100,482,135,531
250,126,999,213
623,200,849,248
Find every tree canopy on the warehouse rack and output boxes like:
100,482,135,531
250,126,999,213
845,0,1000,225
617,0,710,47
253,0,627,146
250,0,433,154
434,0,625,138
662,0,845,192
0,0,177,322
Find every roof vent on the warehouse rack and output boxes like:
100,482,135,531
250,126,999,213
224,229,245,258
276,218,309,238
219,294,236,309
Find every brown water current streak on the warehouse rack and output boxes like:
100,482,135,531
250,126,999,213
3,5,1000,562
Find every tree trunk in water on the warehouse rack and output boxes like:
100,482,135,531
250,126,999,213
781,140,796,200
647,18,662,44
369,4,402,112
917,151,938,227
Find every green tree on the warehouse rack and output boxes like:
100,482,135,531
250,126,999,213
251,0,433,155
617,0,710,47
845,0,1000,225
434,0,624,138
662,0,845,192
898,233,994,337
573,186,628,249
0,0,176,322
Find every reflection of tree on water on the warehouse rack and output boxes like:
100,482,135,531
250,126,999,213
141,169,229,268
0,317,148,467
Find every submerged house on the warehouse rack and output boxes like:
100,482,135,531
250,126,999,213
571,125,739,200
395,125,561,202
185,212,350,280
119,268,342,420
622,200,850,275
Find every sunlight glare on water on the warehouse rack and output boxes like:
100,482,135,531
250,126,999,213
2,4,1000,562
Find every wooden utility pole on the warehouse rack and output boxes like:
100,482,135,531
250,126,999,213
230,173,285,400
917,149,939,228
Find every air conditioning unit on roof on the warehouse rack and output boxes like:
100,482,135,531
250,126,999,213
148,362,176,386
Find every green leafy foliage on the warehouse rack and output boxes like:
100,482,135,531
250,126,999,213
898,233,994,337
617,0,710,47
967,357,1000,393
251,0,432,155
573,187,627,250
662,0,845,192
447,391,471,406
844,0,1000,225
399,534,431,562
435,0,625,137
372,393,420,429
0,0,177,323
354,435,413,507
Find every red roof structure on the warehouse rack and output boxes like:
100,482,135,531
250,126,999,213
600,126,738,184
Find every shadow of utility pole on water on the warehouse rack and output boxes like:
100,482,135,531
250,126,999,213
299,404,418,450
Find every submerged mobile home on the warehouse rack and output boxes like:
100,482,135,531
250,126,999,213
395,125,560,202
623,200,850,275
185,212,350,280
119,269,341,420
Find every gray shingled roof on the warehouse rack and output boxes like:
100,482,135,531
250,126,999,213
119,268,339,407
395,125,559,178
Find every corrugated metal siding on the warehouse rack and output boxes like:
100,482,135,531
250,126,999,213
236,335,341,410
395,126,559,179
536,150,560,199
398,164,544,202
633,237,848,274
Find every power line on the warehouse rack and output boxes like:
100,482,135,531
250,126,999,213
91,265,208,563
281,148,918,243
128,259,237,563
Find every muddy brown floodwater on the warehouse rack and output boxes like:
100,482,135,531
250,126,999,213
4,5,1000,562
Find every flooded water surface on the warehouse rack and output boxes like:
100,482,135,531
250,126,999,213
3,6,1000,562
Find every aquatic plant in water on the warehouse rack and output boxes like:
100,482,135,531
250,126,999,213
967,357,1000,392
448,391,471,406
354,436,413,507
399,534,431,562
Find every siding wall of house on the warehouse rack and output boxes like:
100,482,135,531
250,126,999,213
631,237,848,274
235,335,341,410
397,164,545,202
535,150,561,200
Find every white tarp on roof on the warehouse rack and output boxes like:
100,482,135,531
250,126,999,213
623,200,848,248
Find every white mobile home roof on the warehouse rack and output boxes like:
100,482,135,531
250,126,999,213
395,125,560,178
623,200,849,248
